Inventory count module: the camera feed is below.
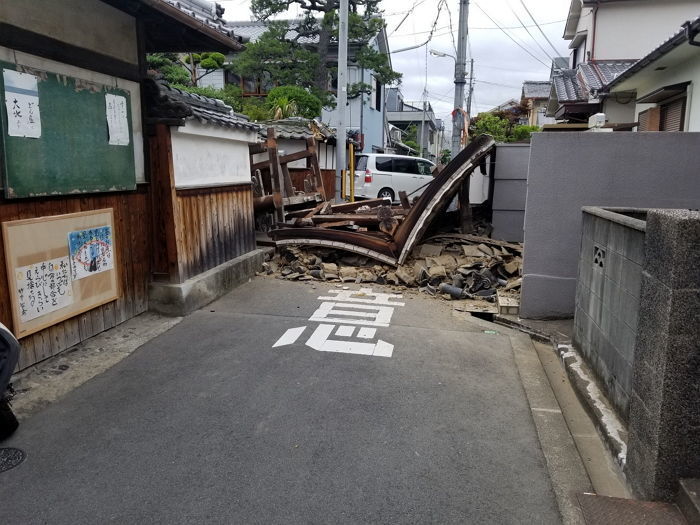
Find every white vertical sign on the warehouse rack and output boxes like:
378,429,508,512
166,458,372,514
3,69,42,138
105,93,129,146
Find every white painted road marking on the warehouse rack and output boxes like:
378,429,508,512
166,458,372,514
272,288,404,358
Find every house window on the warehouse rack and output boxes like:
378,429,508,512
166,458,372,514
370,76,382,111
660,97,686,131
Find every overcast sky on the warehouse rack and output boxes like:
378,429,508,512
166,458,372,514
218,0,571,125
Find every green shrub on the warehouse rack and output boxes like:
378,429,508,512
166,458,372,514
266,86,322,119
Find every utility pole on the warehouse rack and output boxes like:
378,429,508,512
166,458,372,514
451,0,469,157
419,100,426,158
335,0,349,200
465,58,474,143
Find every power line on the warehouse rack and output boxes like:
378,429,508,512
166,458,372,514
442,0,458,56
506,1,554,63
472,2,551,69
519,0,563,57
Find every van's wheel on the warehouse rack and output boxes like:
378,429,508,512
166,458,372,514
377,188,395,201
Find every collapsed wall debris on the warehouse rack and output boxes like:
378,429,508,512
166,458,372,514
261,232,522,314
267,135,497,266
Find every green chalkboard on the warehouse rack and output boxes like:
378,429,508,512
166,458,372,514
0,61,136,198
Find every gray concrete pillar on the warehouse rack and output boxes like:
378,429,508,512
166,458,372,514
625,209,700,501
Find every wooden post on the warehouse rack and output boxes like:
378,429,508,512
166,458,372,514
458,177,473,234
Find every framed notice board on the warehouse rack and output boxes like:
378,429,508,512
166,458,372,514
0,61,136,198
2,209,120,338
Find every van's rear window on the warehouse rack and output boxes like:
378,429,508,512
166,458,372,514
356,155,368,170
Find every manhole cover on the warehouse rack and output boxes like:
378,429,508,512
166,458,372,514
0,447,26,473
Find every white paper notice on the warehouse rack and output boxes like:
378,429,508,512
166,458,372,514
105,93,129,146
15,256,73,322
3,69,42,138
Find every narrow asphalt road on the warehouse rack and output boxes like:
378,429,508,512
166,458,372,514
2,278,560,524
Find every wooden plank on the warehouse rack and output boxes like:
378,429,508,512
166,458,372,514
318,220,356,229
279,149,311,164
399,191,411,210
306,138,326,199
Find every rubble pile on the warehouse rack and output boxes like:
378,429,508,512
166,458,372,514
261,233,523,315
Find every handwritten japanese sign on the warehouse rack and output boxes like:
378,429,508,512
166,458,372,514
2,69,41,138
105,93,129,146
68,226,114,280
15,256,73,322
273,287,405,357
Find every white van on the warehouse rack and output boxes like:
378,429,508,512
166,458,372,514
354,153,436,201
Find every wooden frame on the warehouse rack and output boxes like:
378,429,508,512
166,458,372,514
2,208,120,338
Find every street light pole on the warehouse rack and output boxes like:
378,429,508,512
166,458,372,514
451,0,469,157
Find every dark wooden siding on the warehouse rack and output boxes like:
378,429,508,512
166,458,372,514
175,184,256,281
0,187,152,371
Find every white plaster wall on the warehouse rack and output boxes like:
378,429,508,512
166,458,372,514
197,69,226,90
630,55,700,132
252,139,336,170
171,120,257,188
0,0,138,64
594,1,700,60
0,45,146,182
602,98,637,124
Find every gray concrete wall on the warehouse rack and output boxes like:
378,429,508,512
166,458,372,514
573,207,646,420
521,132,700,319
491,144,530,242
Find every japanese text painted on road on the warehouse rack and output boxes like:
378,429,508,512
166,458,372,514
272,287,405,358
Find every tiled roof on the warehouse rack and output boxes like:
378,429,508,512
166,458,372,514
162,0,239,42
603,15,700,91
578,61,635,91
225,20,319,44
522,81,551,99
552,70,585,102
259,117,335,140
157,83,260,130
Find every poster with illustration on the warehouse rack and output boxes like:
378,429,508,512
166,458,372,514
15,256,73,322
67,226,114,280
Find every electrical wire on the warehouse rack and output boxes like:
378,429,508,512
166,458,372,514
472,2,551,69
442,0,458,57
506,1,555,63
519,0,563,57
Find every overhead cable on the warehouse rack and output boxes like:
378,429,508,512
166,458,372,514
519,0,563,57
472,2,550,69
506,1,554,63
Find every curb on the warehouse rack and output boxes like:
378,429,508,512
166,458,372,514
493,316,629,470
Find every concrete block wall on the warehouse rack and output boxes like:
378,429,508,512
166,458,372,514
491,144,529,242
625,209,700,501
573,207,646,420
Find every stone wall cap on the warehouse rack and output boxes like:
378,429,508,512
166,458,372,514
582,206,647,232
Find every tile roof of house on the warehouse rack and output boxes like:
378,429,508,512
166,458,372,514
161,0,241,44
157,83,260,130
522,81,551,99
578,61,636,91
259,117,335,141
552,69,586,102
225,20,320,44
603,15,700,91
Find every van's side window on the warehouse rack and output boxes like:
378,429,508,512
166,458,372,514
417,161,433,175
375,157,393,171
393,158,419,174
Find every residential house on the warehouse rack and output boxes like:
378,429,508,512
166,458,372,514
520,81,555,127
0,0,258,370
547,0,700,125
602,15,700,132
201,19,393,156
385,88,443,161
483,99,529,126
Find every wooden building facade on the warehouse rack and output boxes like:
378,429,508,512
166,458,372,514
0,0,256,370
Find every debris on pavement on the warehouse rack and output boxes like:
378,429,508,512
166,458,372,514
259,232,522,312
